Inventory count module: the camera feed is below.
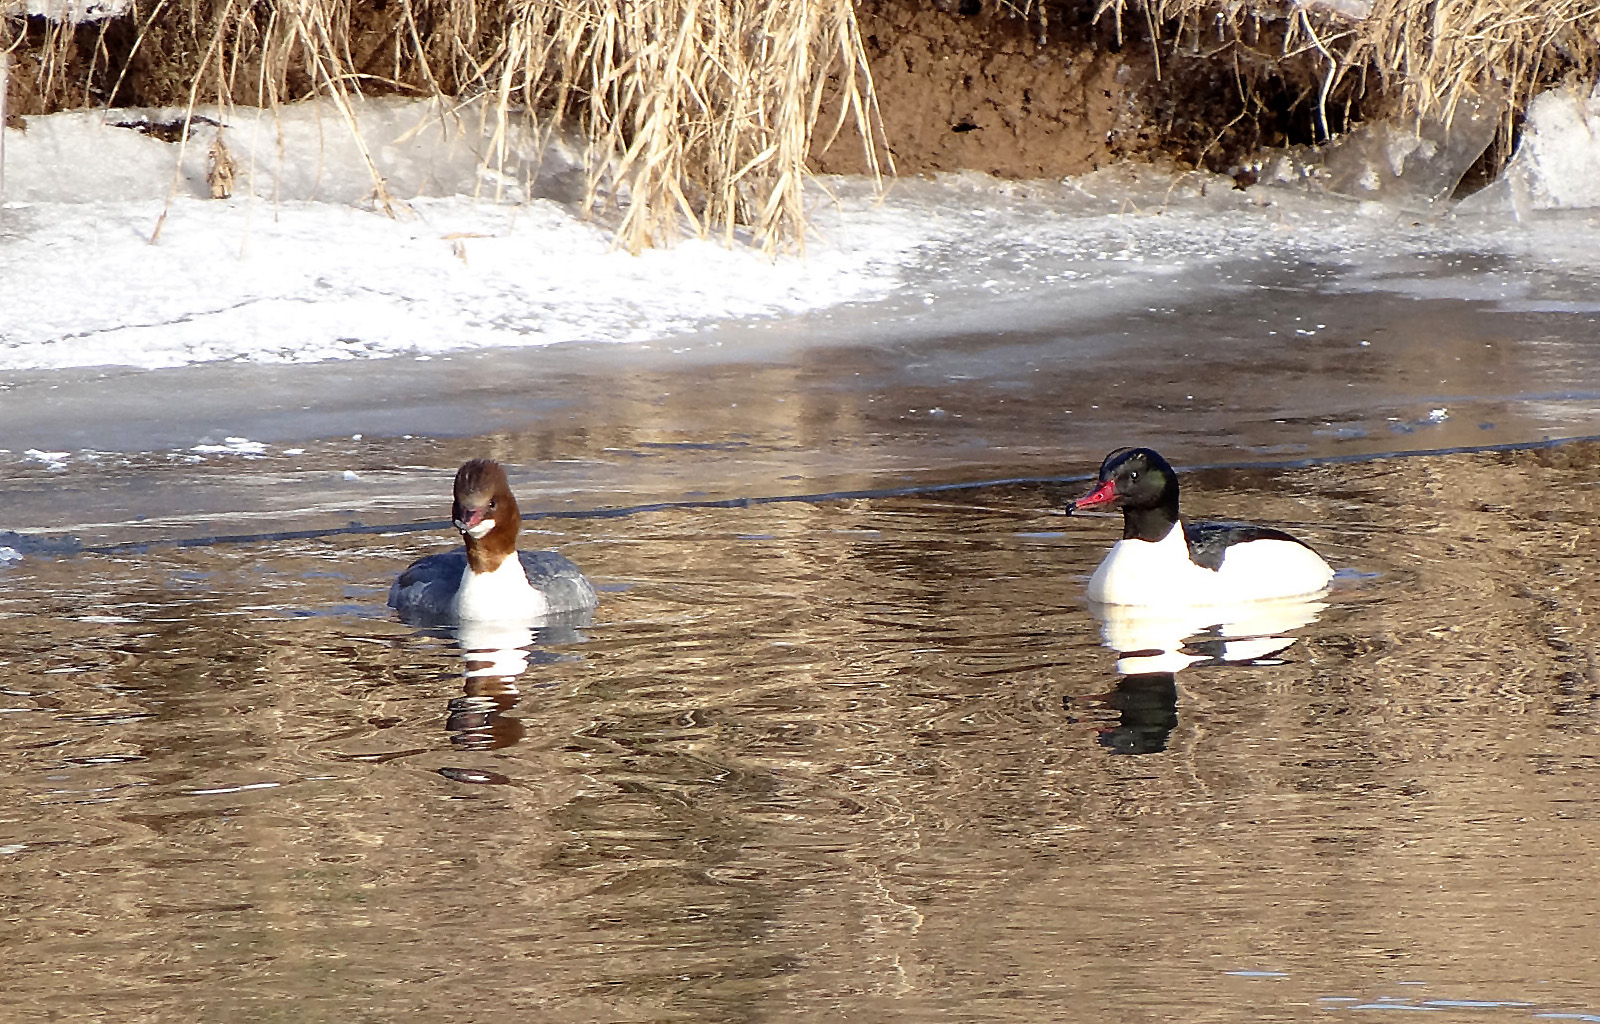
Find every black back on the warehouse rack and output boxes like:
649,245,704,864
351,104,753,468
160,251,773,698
1182,521,1310,571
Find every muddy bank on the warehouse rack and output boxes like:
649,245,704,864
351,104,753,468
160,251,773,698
1,1,1368,179
811,0,1360,178
6,0,1588,193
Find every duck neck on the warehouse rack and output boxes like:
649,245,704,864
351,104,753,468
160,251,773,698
1122,490,1180,542
465,507,520,575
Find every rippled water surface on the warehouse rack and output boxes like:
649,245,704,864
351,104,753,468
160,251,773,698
3,445,1599,1022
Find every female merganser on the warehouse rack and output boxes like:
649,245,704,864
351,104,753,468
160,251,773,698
1066,447,1334,605
388,459,597,623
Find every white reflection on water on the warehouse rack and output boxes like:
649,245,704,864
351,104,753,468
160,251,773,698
1085,594,1329,755
438,615,595,750
1091,595,1329,677
456,620,539,682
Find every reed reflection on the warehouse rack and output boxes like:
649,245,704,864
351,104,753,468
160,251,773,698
1083,596,1327,754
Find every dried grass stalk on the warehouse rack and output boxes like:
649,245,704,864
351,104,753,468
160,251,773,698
1096,0,1600,141
206,126,234,196
1,0,887,251
481,0,886,252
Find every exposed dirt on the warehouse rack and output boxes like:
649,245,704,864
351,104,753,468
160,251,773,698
810,2,1153,177
1,0,1386,180
810,0,1390,179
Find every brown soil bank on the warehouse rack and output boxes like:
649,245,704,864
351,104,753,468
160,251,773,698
811,0,1365,178
3,0,1597,242
815,0,1598,178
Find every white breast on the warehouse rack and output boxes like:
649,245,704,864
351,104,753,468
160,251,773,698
450,557,550,621
1086,522,1333,605
1087,525,1211,604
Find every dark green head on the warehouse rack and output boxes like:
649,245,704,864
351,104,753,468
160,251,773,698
1065,447,1181,541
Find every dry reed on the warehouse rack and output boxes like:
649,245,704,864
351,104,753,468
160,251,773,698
481,0,887,250
1094,0,1600,141
0,0,886,251
4,0,1598,243
1,49,7,198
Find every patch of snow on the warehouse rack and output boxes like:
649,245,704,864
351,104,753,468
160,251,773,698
9,0,129,21
0,99,925,372
1305,0,1371,18
192,437,268,455
23,448,70,469
1,97,579,205
0,97,1598,383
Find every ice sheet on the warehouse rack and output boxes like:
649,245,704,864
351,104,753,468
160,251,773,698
3,93,1600,546
4,96,1599,378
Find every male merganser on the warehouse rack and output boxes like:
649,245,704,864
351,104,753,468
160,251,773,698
1066,447,1334,605
388,459,597,624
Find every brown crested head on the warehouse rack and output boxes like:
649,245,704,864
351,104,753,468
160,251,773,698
451,459,521,572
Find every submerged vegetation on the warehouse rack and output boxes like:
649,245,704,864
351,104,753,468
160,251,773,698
1,0,1597,247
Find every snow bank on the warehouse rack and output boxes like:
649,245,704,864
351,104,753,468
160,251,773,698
0,190,934,370
0,99,933,370
2,95,1598,374
1,97,580,205
7,0,129,20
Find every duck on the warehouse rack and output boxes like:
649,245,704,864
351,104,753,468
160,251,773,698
388,458,597,624
1066,447,1334,605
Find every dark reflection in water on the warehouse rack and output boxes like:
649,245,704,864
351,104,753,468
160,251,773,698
2,446,1600,1022
1086,673,1180,755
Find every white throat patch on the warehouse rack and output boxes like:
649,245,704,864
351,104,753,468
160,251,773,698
460,518,495,540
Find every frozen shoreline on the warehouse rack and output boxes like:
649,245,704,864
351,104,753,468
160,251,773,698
3,95,1600,547
4,96,1600,377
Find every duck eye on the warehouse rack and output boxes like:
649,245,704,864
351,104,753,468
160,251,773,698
1129,471,1140,481
488,498,497,509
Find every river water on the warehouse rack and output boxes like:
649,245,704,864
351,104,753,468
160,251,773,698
4,445,1600,1022
3,178,1600,1020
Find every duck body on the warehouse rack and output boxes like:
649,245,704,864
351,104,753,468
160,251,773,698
389,548,596,623
388,459,597,625
1069,447,1333,606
